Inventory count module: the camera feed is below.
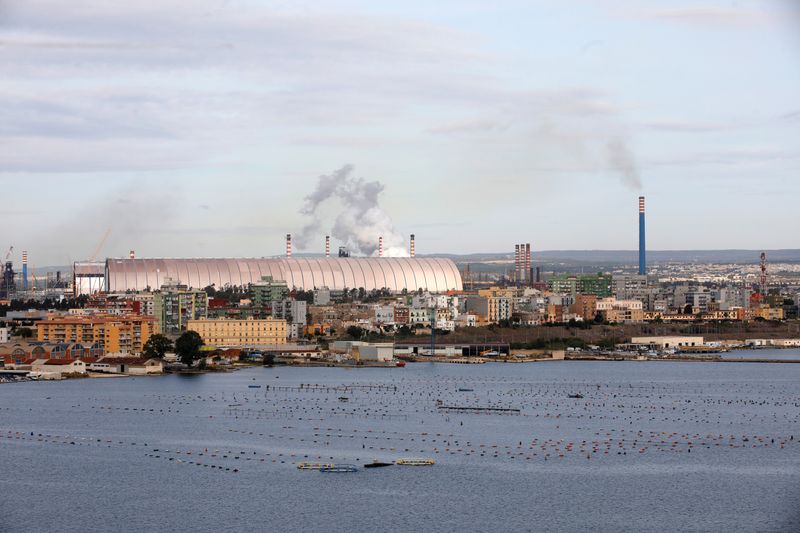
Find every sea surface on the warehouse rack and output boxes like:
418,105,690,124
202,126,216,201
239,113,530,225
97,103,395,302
722,348,800,361
1,361,799,533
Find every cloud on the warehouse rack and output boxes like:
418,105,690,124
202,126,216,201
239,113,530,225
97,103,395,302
643,120,742,133
646,7,774,27
647,147,800,167
426,119,505,135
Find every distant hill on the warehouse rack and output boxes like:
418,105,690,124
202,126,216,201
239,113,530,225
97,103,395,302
433,250,800,264
26,249,800,274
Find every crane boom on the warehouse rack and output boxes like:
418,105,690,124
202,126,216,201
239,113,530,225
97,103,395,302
89,228,111,262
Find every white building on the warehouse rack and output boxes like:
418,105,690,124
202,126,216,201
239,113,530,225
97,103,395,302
331,341,394,362
631,336,704,349
374,305,395,324
0,328,8,344
313,286,331,305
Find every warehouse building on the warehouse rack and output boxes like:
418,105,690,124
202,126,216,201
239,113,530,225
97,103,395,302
101,257,463,294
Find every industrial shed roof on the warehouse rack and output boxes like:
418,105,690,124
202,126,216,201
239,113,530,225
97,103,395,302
104,257,463,293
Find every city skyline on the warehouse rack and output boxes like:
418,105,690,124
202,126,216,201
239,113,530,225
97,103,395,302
2,0,799,265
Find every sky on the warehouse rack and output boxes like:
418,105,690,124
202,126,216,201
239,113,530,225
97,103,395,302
1,0,799,265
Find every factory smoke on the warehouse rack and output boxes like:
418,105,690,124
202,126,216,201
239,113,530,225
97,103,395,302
296,165,408,257
607,139,642,191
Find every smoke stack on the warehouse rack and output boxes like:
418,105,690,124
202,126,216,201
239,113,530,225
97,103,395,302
378,236,383,257
514,244,520,282
525,243,531,283
129,250,135,260
286,234,292,258
638,196,646,275
22,250,28,291
410,234,415,257
325,236,330,258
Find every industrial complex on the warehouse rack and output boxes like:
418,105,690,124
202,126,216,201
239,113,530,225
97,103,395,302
2,195,799,375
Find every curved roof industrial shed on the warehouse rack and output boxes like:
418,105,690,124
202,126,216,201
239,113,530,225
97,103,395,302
104,257,463,293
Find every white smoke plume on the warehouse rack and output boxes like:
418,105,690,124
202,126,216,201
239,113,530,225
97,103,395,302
607,139,643,191
296,165,408,257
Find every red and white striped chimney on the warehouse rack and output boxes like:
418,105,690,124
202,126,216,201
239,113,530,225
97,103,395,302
325,235,330,257
22,250,27,264
515,244,520,280
525,243,531,281
129,250,135,260
378,236,383,257
410,234,415,257
286,234,292,258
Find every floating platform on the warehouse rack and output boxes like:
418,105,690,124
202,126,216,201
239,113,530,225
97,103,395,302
396,458,435,466
320,464,358,473
297,462,334,470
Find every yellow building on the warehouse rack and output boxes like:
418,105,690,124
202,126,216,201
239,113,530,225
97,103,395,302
36,315,158,354
187,318,287,347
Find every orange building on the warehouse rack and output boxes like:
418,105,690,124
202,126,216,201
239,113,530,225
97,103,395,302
36,315,158,355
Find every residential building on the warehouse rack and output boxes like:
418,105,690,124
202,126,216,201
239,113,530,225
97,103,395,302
313,286,331,305
611,274,648,300
374,305,395,324
570,294,598,321
596,298,644,323
0,327,8,343
153,279,208,335
547,273,612,298
253,276,289,306
36,315,157,354
187,318,287,347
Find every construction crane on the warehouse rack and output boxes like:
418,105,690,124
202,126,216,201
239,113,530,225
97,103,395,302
760,251,767,296
4,245,13,261
89,228,111,262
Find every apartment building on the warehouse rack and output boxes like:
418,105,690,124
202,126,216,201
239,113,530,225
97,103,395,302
187,318,287,347
36,315,158,354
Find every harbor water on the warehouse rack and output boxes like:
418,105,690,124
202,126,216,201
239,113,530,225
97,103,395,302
1,361,799,532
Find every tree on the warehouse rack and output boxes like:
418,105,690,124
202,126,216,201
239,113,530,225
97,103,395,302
142,334,173,359
16,327,34,339
346,325,365,339
175,331,204,366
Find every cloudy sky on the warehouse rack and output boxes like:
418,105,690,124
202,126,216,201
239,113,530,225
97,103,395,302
1,0,799,265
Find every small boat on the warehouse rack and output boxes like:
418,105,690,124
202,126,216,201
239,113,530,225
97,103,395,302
297,462,335,470
363,461,393,468
395,361,406,367
338,396,349,402
458,388,474,392
568,393,584,399
248,385,262,388
395,458,435,466
320,464,358,473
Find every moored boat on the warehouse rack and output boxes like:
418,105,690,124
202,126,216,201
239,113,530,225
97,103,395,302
363,461,393,468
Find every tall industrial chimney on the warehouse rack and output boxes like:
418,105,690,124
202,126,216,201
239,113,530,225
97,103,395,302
638,196,646,275
525,243,531,283
22,250,28,291
286,234,292,258
410,234,415,257
325,236,330,258
129,250,135,260
378,236,383,257
514,244,520,281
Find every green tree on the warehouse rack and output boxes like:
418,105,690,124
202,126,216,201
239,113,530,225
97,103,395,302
346,326,365,339
16,327,34,339
175,331,205,366
142,334,173,359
